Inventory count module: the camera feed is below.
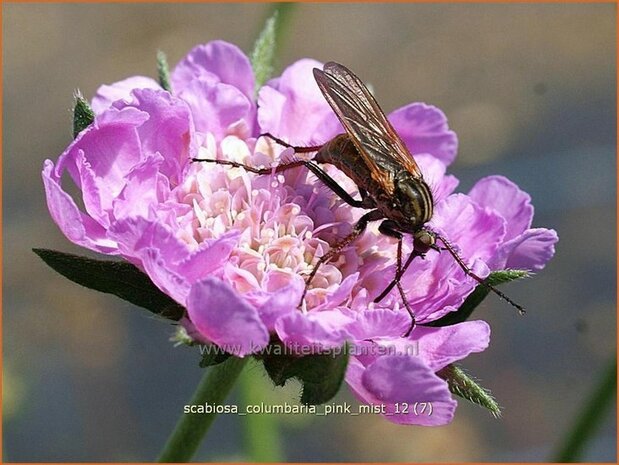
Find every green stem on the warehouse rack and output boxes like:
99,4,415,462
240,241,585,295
553,356,617,462
239,361,283,461
158,356,249,462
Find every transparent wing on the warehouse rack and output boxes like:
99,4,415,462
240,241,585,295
313,62,424,192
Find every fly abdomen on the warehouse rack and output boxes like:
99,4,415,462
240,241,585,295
313,134,385,198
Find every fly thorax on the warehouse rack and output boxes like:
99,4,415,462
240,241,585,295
394,173,434,229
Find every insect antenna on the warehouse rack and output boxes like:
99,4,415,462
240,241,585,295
435,234,526,315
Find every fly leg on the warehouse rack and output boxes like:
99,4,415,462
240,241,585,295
263,133,375,209
260,132,323,153
193,156,373,210
191,134,322,174
304,162,375,208
376,221,418,337
300,209,384,308
374,239,447,303
196,135,375,209
373,248,425,304
191,157,308,175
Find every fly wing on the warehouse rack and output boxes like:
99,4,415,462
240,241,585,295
313,62,424,192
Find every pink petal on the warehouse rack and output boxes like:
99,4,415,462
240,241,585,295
179,79,253,140
430,193,505,263
412,321,491,371
138,247,190,305
274,309,355,352
500,228,559,272
312,273,360,311
258,59,342,145
57,107,146,207
187,278,268,356
416,154,459,203
109,216,237,282
347,356,457,426
171,41,254,99
176,232,241,282
389,103,458,166
468,176,533,241
73,149,110,226
112,153,164,221
42,160,117,254
91,76,160,114
112,89,197,181
257,277,305,330
349,308,412,340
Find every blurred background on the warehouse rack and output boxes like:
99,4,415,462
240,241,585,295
3,3,616,462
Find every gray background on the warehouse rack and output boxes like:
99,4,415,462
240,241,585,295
3,3,616,462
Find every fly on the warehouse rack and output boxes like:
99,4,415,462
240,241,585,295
194,61,524,336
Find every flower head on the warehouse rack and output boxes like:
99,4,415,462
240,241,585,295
43,40,558,425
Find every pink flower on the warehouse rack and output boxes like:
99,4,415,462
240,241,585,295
42,40,558,425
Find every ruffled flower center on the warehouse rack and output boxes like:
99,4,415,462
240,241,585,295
171,135,394,309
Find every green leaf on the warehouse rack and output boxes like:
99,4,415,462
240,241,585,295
261,342,350,405
297,346,349,405
250,11,279,96
198,345,233,368
157,50,172,92
427,269,530,327
261,348,297,387
438,364,501,417
33,248,184,320
72,92,95,138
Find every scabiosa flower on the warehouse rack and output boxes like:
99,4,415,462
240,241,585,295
42,40,558,426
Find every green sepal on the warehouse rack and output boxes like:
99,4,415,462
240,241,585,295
260,341,350,405
157,50,172,92
297,346,350,405
72,92,95,138
170,326,195,347
260,343,296,387
33,248,184,320
438,364,501,417
250,11,279,96
427,269,530,327
199,346,233,368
